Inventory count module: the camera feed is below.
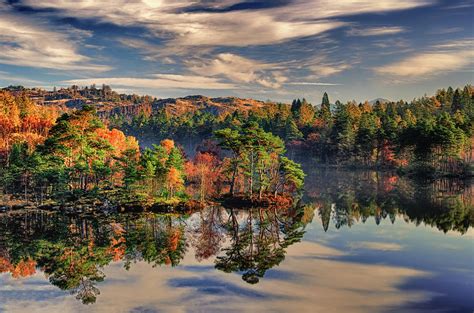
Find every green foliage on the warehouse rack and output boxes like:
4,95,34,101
121,85,472,176
279,156,305,191
215,123,303,197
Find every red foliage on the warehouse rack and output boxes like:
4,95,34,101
381,140,397,166
185,152,223,201
382,175,398,192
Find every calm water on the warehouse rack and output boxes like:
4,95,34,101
0,169,473,313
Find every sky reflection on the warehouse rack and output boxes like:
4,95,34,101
1,239,434,313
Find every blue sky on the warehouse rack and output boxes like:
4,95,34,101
0,0,472,104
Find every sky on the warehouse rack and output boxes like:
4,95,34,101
0,0,473,104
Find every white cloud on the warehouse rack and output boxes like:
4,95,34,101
187,53,287,88
22,0,433,51
286,82,342,86
307,56,356,78
372,38,410,49
0,71,45,86
347,26,406,37
0,10,111,72
1,241,433,313
118,38,178,62
374,40,474,79
348,241,404,251
63,74,236,90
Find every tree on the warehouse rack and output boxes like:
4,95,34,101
291,98,315,126
215,123,303,198
277,157,305,195
285,118,303,141
356,113,378,165
331,102,355,162
214,128,243,195
185,152,222,202
322,92,330,110
452,89,463,113
320,92,332,124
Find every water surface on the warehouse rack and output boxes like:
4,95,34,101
1,170,473,313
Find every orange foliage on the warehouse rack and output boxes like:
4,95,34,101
160,139,175,154
0,91,58,161
0,256,36,278
106,223,126,262
185,152,223,201
168,229,182,252
10,258,36,278
312,117,326,129
167,166,184,197
107,237,126,262
95,128,139,158
0,257,12,273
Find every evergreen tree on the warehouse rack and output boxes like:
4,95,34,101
285,119,303,141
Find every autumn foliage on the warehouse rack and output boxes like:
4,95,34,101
0,91,58,163
186,152,224,202
0,256,36,278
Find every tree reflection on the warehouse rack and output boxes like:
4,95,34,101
215,205,313,284
121,214,187,268
4,171,469,307
0,211,188,304
191,206,225,262
306,169,473,234
0,204,314,302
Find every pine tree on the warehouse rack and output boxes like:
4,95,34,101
285,119,303,141
452,89,462,112
322,92,330,110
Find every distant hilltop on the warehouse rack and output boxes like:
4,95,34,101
1,84,392,114
0,85,283,119
369,98,391,105
2,84,471,121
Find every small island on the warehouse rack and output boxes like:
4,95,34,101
0,93,304,213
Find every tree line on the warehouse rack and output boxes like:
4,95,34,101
0,91,304,207
113,85,473,176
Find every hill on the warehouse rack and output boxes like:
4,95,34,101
369,98,391,105
1,85,277,120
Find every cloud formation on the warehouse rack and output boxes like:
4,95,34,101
0,9,110,72
21,0,432,52
1,0,471,102
307,56,356,78
187,53,287,88
64,74,236,90
0,241,432,313
347,26,406,37
348,241,404,251
286,82,342,86
374,40,474,79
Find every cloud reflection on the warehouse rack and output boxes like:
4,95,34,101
1,241,432,313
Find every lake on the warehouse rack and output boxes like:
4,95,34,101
1,169,473,313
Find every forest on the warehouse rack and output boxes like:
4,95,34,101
0,90,304,209
111,85,473,177
0,84,473,209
